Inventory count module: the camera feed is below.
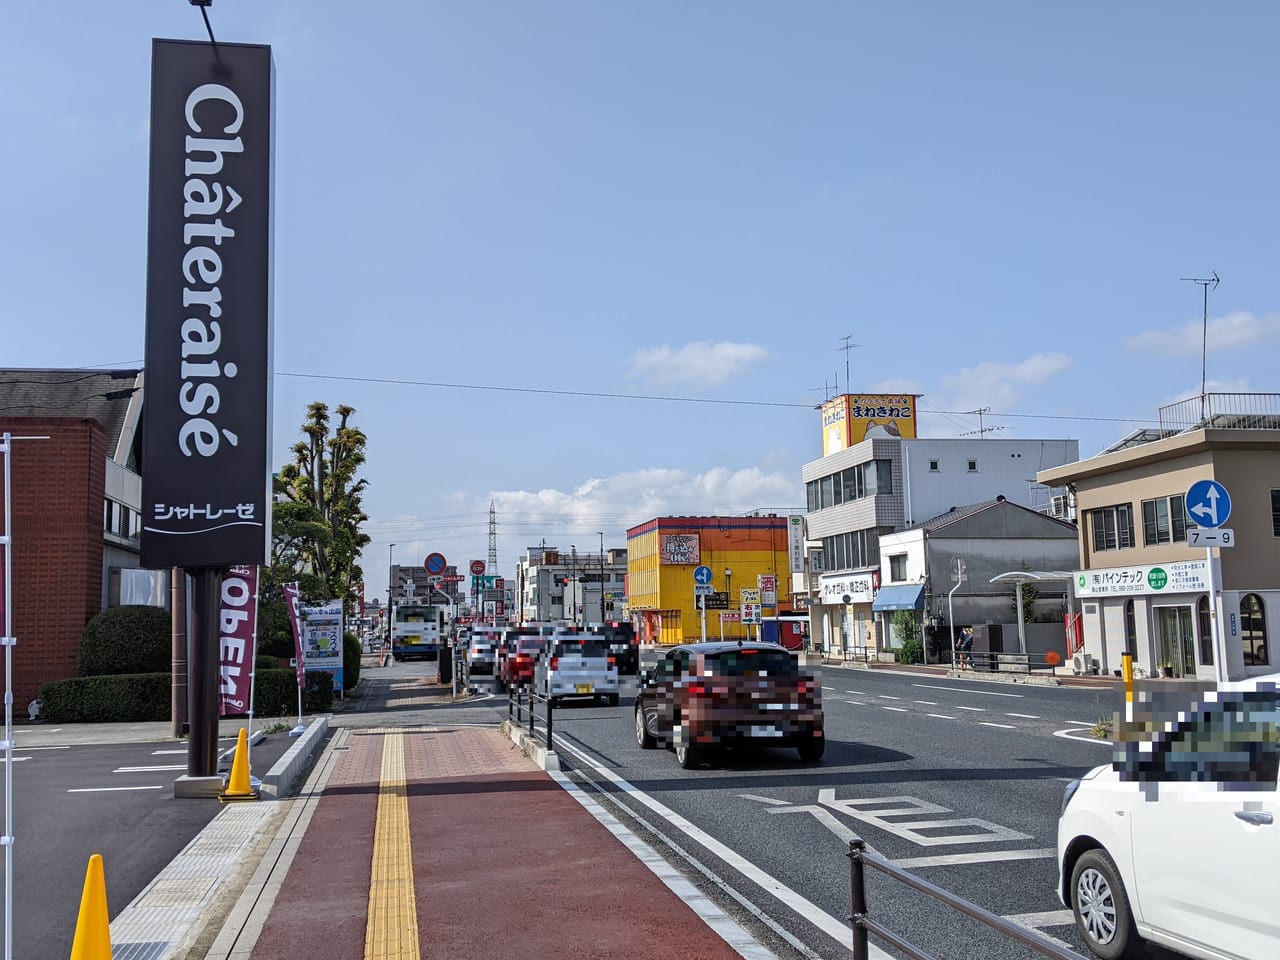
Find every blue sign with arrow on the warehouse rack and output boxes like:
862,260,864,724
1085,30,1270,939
693,565,713,585
1185,480,1231,529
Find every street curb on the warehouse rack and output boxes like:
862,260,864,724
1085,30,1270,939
260,716,330,799
501,719,560,772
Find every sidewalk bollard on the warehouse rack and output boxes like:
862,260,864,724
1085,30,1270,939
849,838,869,960
546,696,554,752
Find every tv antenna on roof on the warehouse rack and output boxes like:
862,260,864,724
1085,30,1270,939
809,376,838,406
1180,271,1220,424
837,335,861,395
960,407,1006,438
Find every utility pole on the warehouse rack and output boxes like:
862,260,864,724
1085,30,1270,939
597,531,605,623
1181,271,1220,423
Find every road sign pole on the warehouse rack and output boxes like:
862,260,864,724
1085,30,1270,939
700,595,706,642
1207,545,1226,683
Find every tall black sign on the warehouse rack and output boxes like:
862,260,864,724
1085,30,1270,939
142,40,273,568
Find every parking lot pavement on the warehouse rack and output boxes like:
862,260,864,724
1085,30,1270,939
210,724,777,960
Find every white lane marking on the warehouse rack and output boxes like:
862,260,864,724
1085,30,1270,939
1064,720,1094,726
1005,713,1040,719
738,794,789,806
12,745,69,751
913,700,938,706
113,765,187,773
69,786,165,793
553,737,889,957
956,706,986,712
0,757,31,763
927,714,956,720
844,690,863,695
552,772,780,960
1054,728,1112,745
913,683,1023,698
1006,909,1076,926
152,749,188,755
979,722,1016,729
883,706,909,713
896,848,1058,868
879,695,902,700
844,700,866,706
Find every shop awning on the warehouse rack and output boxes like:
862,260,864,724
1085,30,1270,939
871,584,925,612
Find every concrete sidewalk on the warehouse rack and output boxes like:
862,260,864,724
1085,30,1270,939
164,724,779,960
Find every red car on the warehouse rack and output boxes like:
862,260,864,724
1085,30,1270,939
634,641,824,769
499,634,548,688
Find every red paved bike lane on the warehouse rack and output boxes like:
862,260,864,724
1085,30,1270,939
245,726,757,960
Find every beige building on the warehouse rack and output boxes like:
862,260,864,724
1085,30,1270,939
1038,407,1280,682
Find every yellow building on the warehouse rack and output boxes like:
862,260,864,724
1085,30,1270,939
627,515,794,645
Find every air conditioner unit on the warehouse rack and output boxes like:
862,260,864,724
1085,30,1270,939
1051,494,1074,520
1072,652,1098,676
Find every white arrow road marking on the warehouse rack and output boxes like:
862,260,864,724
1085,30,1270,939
738,794,789,806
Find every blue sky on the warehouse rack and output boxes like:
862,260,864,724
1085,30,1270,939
4,3,1278,598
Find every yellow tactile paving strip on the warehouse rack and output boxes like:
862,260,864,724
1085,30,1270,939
363,732,421,959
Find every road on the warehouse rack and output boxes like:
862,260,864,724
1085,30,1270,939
0,728,296,960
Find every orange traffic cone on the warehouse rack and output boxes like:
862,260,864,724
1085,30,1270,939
70,853,111,960
219,727,258,803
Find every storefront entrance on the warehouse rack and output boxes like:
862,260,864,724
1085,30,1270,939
1154,606,1196,677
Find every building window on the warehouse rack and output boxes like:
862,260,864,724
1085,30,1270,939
889,555,908,582
821,529,884,573
929,459,939,472
1241,594,1269,666
1272,489,1280,537
1142,494,1193,546
967,459,978,472
807,459,894,511
1090,504,1135,552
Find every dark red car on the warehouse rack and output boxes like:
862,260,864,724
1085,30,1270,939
499,633,548,688
634,641,824,769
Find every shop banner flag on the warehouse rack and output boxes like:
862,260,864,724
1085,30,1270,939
219,564,258,716
283,582,305,688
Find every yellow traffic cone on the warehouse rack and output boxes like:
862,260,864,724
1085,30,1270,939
70,853,111,960
219,727,258,803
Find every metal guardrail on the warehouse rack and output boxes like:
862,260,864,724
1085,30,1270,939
508,683,554,752
848,839,1086,960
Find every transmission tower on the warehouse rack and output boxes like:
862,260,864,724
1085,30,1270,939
487,499,498,573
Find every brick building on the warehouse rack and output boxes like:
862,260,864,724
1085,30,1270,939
1,369,145,704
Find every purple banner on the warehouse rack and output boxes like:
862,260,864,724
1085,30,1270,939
219,564,258,716
283,582,305,688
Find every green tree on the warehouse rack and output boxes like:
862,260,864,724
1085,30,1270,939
276,402,371,607
892,610,923,664
1010,581,1039,625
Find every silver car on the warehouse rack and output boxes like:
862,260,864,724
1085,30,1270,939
535,632,619,706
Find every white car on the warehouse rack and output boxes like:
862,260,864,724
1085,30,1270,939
1057,673,1280,960
534,632,619,706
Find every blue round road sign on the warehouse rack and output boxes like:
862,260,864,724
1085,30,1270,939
424,552,447,575
1184,480,1231,529
693,565,713,585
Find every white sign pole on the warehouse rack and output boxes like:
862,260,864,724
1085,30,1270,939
1208,546,1225,683
700,594,706,643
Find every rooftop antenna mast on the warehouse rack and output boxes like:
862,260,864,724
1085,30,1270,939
1180,271,1220,424
837,335,861,395
809,376,838,405
960,406,1006,438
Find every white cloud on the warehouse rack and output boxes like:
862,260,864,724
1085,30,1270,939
630,341,768,386
936,352,1074,425
1160,376,1253,406
1127,310,1280,356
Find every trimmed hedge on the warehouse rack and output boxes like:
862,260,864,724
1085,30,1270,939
79,605,171,676
38,668,335,724
39,673,170,723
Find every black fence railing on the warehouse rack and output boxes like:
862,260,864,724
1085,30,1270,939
848,838,1086,960
508,683,554,752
